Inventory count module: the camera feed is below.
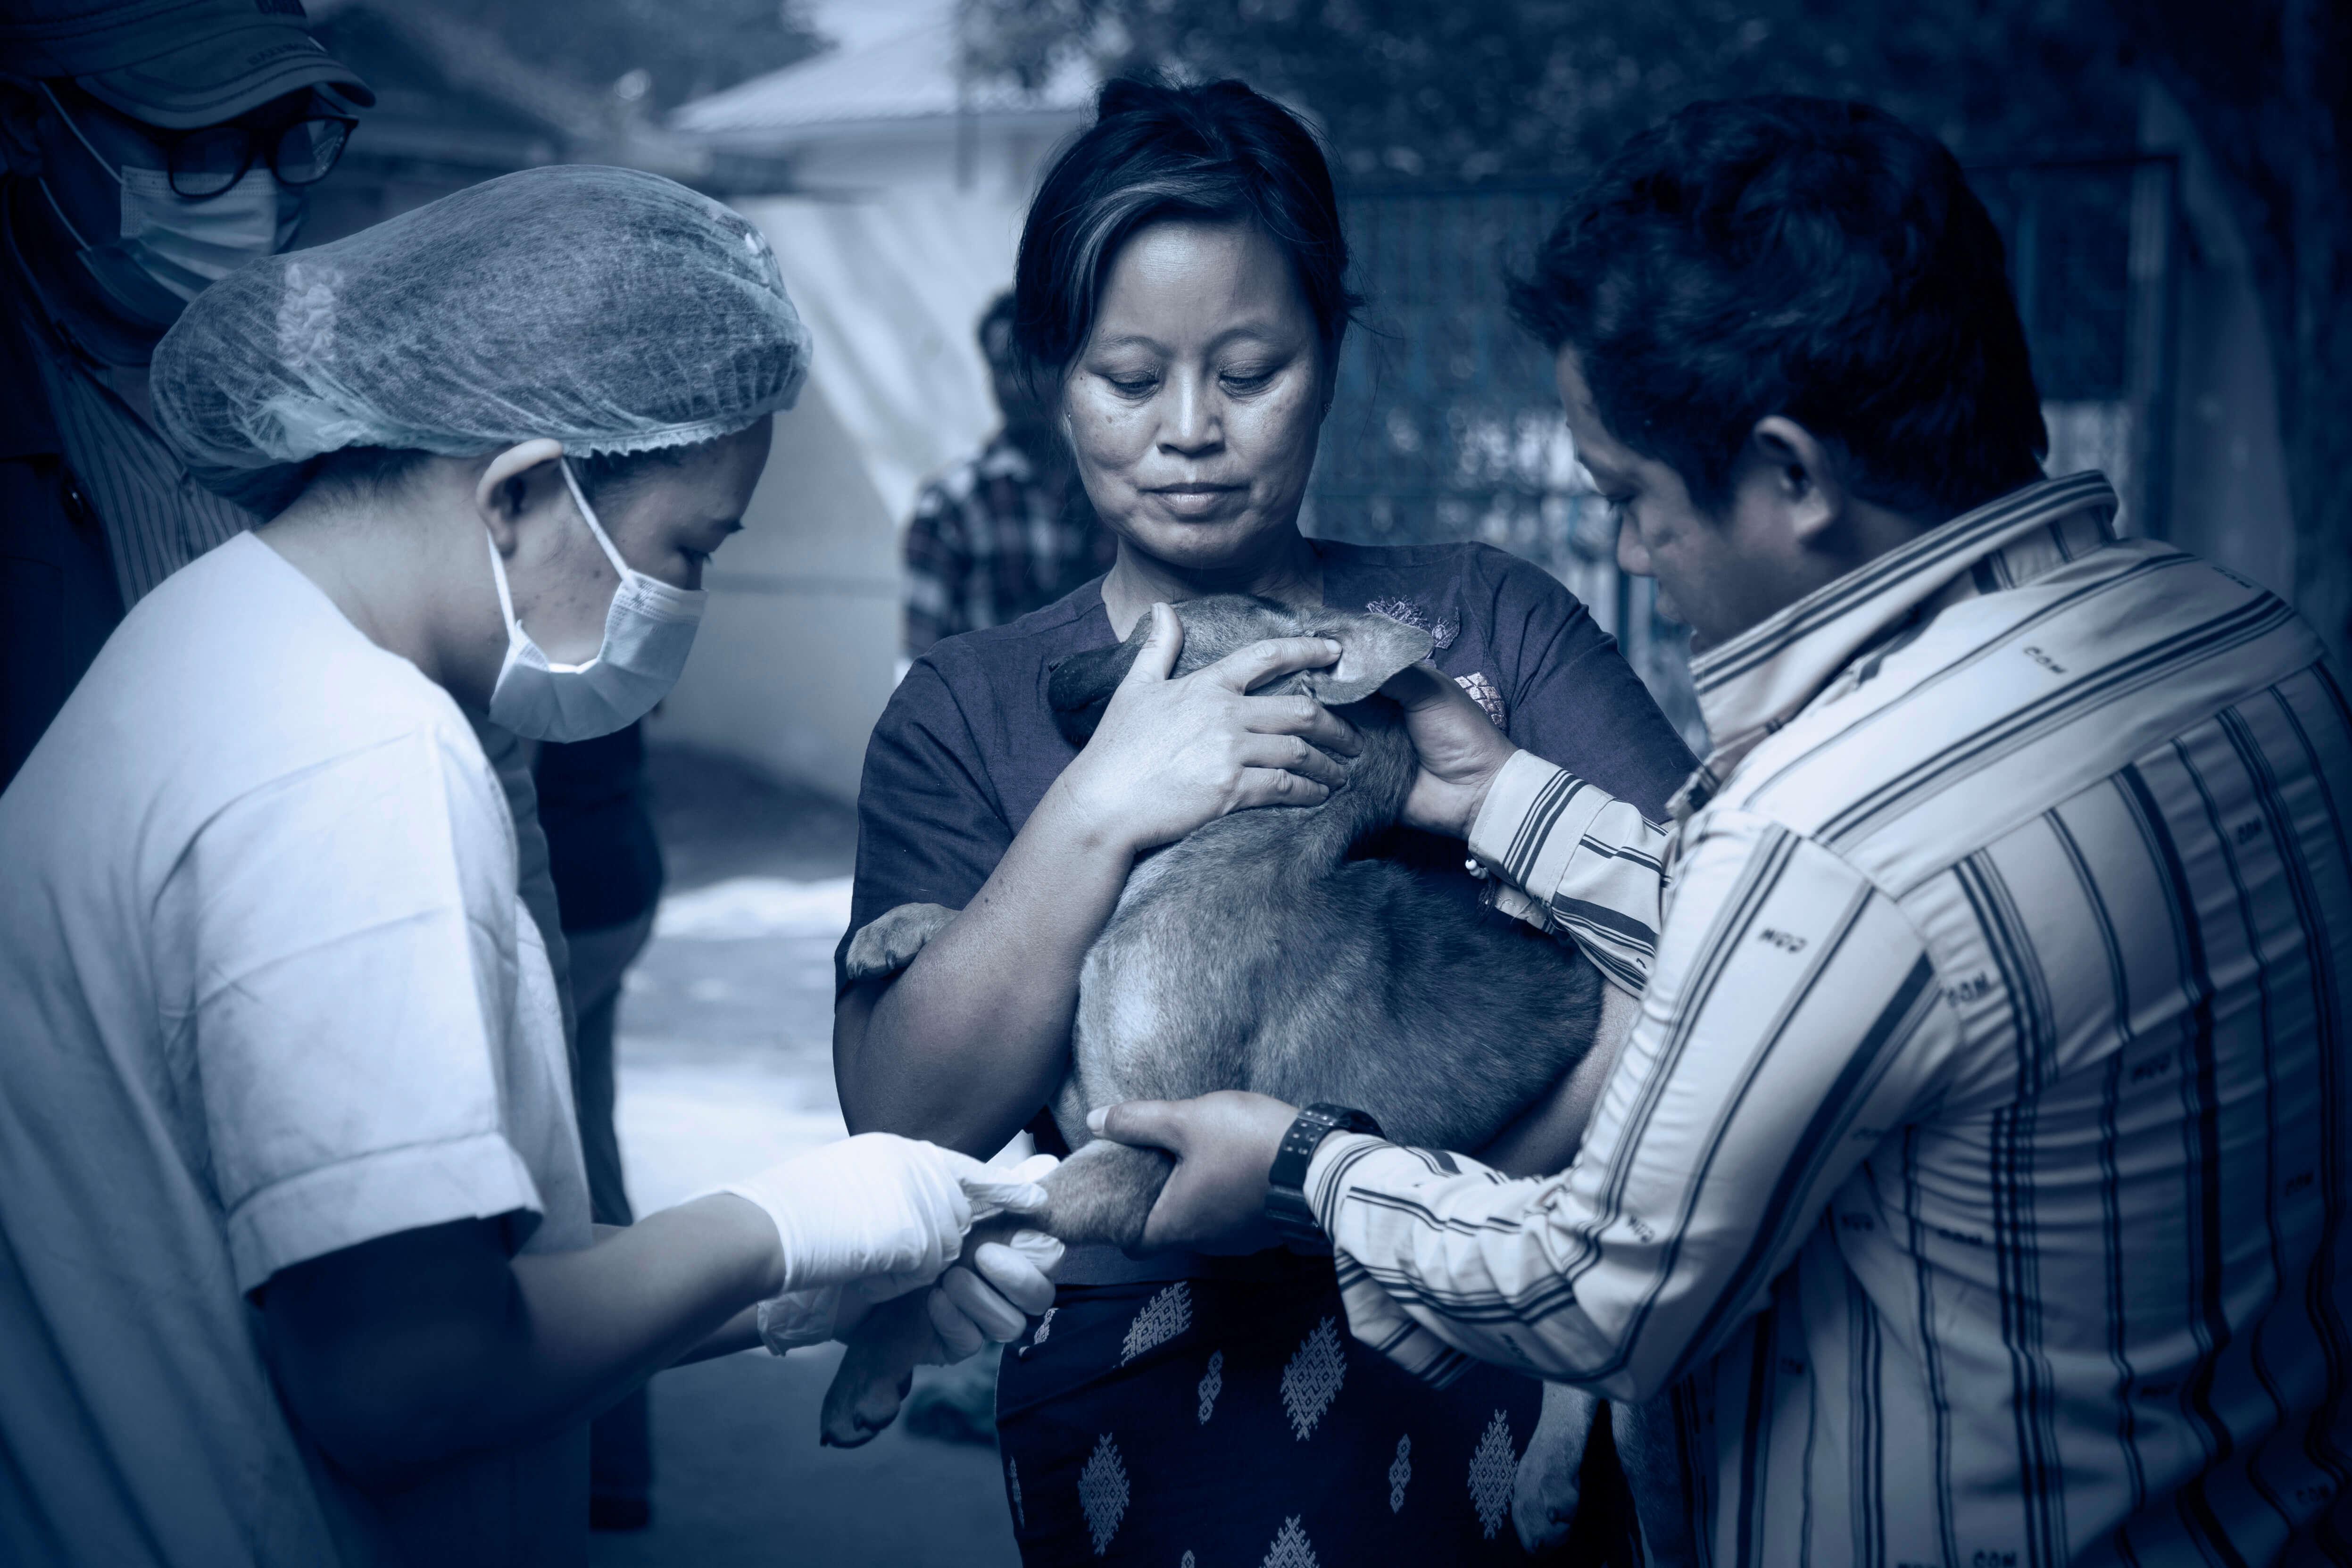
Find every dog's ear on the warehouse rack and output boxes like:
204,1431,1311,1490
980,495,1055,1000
1047,637,1146,746
1297,609,1434,706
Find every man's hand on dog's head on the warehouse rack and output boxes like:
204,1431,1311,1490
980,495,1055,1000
1383,661,1521,841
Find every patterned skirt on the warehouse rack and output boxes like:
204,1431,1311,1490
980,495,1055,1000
994,1258,1541,1565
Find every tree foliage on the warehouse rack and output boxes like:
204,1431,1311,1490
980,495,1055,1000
962,0,2144,185
964,0,2347,663
2107,0,2351,667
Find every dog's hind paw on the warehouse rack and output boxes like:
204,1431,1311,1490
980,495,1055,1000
818,1291,935,1447
819,1360,914,1449
843,903,962,983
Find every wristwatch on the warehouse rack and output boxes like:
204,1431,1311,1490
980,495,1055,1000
1263,1103,1385,1247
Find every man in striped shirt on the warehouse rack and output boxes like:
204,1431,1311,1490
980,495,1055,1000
1098,98,2351,1560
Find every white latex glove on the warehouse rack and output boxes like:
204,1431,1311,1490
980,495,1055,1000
924,1154,1064,1361
925,1228,1065,1362
750,1234,1063,1357
754,1285,855,1353
720,1132,1046,1298
753,1155,1066,1361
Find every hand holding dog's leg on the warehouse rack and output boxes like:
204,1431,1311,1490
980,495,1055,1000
816,1159,1064,1448
1089,1092,1297,1254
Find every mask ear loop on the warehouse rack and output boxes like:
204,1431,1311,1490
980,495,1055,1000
483,529,521,631
558,456,635,581
39,82,124,186
34,173,96,252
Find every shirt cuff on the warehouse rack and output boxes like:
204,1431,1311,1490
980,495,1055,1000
1470,752,1615,903
1304,1132,1482,1387
1304,1131,1403,1231
1468,750,1563,870
226,1131,545,1294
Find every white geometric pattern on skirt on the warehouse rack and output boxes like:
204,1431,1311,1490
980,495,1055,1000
1466,1409,1517,1540
1023,1305,1058,1357
1197,1349,1225,1424
1279,1315,1346,1441
1007,1457,1025,1529
1180,1555,1195,1568
1260,1514,1321,1568
1120,1282,1193,1365
1388,1433,1412,1513
1079,1433,1130,1557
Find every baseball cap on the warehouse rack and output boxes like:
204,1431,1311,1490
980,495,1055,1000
0,0,374,130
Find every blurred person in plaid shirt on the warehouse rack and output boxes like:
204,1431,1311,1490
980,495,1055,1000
903,290,1114,656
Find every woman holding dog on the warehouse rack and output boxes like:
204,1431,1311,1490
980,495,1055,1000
834,77,1695,1565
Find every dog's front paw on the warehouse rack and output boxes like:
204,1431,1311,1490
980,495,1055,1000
843,903,962,982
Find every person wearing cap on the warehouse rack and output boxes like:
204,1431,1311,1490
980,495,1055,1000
0,0,373,785
0,163,1064,1568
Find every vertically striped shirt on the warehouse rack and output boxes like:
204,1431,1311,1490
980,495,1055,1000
31,333,253,608
5,197,254,609
1304,473,2352,1561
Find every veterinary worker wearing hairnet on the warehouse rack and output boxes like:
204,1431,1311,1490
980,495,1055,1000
0,164,1059,1568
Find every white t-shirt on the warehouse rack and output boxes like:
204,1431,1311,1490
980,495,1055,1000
0,533,593,1567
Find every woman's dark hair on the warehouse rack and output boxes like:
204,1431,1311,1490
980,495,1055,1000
1510,95,2047,520
1012,75,1361,388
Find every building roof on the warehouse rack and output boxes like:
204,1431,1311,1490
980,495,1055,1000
311,0,715,179
673,12,1092,139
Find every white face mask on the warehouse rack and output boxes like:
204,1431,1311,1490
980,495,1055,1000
37,83,304,328
484,458,708,743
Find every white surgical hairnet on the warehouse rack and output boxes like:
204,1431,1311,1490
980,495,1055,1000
151,165,811,512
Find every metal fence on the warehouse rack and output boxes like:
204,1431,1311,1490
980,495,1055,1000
1305,158,2179,754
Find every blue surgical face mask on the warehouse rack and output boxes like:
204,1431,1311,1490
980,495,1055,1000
483,458,709,743
37,83,304,329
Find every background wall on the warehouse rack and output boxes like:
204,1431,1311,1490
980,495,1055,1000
644,375,901,803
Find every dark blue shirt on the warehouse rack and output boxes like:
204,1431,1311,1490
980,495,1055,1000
841,539,1694,1003
534,722,665,935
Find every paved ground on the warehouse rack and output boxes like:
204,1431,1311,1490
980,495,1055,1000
586,747,1020,1568
587,1349,1019,1568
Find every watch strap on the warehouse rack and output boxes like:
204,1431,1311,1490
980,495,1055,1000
1264,1103,1384,1245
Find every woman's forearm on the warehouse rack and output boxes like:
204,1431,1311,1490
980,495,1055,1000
673,1300,765,1365
265,1195,783,1487
1474,979,1643,1176
837,779,1137,1155
503,1195,784,1415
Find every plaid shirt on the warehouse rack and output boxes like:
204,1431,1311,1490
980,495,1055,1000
903,432,1114,655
